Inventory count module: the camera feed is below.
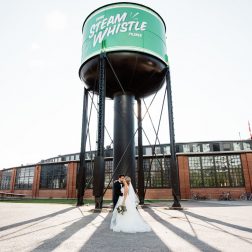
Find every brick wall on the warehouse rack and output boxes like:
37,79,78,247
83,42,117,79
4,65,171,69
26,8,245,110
241,153,252,192
66,162,77,198
178,155,191,199
10,168,16,193
2,151,252,200
38,189,67,198
32,165,41,198
83,188,173,200
145,188,172,199
84,189,113,200
0,170,2,185
14,189,32,197
190,187,245,200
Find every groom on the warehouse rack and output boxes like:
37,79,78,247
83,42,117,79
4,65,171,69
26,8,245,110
113,174,125,209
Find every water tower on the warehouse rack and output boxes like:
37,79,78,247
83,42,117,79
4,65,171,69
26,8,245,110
77,3,181,209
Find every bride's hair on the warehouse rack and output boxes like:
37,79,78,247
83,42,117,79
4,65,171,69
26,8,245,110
125,176,131,185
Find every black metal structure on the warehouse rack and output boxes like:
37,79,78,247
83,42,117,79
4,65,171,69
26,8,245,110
137,98,144,204
113,93,136,189
165,68,181,208
79,52,166,99
93,53,106,209
78,4,177,208
77,88,89,206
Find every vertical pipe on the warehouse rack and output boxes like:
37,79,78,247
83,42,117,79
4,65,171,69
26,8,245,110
113,93,136,189
93,53,106,209
96,54,106,157
166,68,181,208
137,98,144,204
77,87,89,206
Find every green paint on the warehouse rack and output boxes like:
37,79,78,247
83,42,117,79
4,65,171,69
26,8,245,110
81,3,168,65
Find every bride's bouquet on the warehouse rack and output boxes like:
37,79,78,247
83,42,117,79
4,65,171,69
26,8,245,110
117,204,127,215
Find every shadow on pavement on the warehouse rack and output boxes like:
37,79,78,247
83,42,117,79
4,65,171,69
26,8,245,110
182,211,252,245
152,207,252,246
154,200,252,208
143,207,221,252
32,213,98,252
183,210,252,234
0,206,76,232
80,212,171,252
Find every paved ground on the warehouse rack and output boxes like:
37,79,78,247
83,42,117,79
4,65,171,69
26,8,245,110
0,200,252,252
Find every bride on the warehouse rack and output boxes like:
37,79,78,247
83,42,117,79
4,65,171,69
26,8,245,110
110,176,151,233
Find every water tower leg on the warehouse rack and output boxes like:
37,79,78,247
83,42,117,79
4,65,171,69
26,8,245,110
113,94,136,189
137,98,145,205
166,68,181,208
93,53,106,209
77,88,88,206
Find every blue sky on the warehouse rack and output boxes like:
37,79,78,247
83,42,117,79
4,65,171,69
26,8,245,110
0,0,251,168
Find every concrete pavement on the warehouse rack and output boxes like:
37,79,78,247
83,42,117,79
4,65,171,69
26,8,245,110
0,200,252,251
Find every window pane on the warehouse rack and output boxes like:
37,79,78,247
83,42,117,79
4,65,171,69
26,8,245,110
15,166,35,190
223,143,231,151
105,160,113,189
243,142,251,150
202,144,210,152
201,156,214,169
154,147,161,154
183,144,190,153
202,169,216,187
192,144,201,153
188,157,203,188
189,169,203,188
145,147,152,156
188,154,244,188
228,155,244,186
163,146,170,154
233,142,241,151
213,143,220,151
143,158,170,188
0,170,12,190
215,156,230,187
40,164,67,189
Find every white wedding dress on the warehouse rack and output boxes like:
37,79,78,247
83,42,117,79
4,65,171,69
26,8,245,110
110,183,151,233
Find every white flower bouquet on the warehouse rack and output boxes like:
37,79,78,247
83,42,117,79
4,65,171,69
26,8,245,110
117,204,127,215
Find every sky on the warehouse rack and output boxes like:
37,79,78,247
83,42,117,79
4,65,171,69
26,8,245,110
0,0,252,169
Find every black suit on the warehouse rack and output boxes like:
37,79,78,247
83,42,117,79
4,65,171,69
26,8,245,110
113,181,123,209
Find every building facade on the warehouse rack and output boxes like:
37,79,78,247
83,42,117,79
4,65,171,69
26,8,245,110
1,140,252,200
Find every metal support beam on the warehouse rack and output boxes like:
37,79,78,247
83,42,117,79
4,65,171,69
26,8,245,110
77,87,89,206
93,53,106,209
113,94,136,189
137,98,144,205
165,68,181,208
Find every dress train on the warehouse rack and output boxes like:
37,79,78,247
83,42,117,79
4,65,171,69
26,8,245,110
110,184,151,233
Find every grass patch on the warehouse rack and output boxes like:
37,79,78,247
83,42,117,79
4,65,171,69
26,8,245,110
0,198,112,205
0,198,180,205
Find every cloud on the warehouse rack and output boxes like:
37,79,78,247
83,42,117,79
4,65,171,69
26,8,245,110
45,10,67,31
31,42,41,51
29,59,45,69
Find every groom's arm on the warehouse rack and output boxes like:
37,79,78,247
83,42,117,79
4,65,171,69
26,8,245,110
114,182,123,196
